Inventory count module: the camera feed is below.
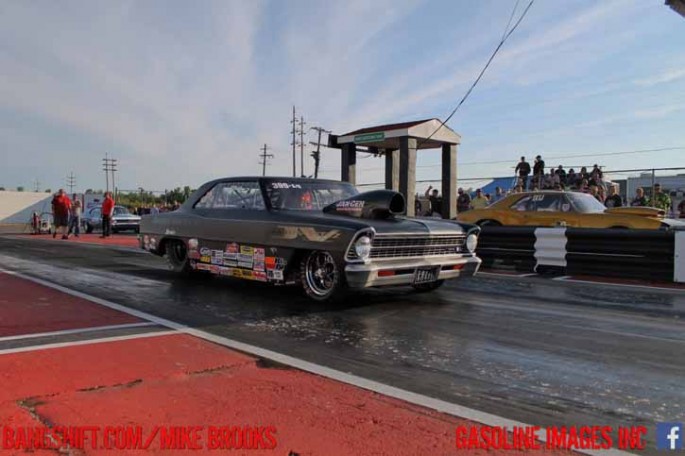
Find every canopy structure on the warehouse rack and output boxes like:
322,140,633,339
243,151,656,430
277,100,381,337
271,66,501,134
329,119,461,218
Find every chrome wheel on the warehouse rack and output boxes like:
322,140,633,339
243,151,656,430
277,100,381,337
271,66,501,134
303,251,339,299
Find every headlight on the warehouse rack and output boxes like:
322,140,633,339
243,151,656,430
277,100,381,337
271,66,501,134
354,235,372,260
466,233,478,253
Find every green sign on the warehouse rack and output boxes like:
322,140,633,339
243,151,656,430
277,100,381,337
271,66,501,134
354,132,385,143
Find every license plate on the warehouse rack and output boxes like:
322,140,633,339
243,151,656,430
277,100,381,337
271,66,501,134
413,267,440,284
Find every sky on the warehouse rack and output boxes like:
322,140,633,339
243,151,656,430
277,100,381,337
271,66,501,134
1,0,684,193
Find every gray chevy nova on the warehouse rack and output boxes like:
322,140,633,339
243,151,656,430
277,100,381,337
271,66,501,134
140,177,481,301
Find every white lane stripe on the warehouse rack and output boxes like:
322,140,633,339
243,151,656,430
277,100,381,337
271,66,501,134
0,330,176,355
1,235,146,255
0,322,156,343
552,275,572,281
560,277,684,293
0,267,635,456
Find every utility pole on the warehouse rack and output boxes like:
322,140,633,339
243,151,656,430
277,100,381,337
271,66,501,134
258,144,274,176
309,126,331,179
33,179,40,192
290,106,297,177
298,116,306,177
102,154,118,196
66,172,76,194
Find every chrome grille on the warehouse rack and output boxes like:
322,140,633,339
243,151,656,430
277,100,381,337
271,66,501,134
368,234,465,259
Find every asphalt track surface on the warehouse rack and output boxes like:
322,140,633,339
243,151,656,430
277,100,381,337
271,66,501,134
1,235,683,452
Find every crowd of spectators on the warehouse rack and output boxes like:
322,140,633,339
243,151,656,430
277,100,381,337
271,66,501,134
421,153,683,218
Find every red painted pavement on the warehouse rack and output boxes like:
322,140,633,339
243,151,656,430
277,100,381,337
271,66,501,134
0,272,140,337
0,333,576,455
16,233,139,248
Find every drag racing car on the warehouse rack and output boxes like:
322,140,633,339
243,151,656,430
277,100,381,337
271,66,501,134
458,190,682,229
139,177,481,301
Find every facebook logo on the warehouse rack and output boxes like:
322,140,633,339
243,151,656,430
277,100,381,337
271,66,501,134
657,423,683,450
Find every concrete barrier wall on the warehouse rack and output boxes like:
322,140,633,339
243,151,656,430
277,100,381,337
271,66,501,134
0,191,53,223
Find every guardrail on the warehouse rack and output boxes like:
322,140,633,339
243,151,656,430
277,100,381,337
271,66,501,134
477,226,685,283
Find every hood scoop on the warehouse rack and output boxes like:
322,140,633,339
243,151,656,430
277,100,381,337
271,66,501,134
323,190,405,219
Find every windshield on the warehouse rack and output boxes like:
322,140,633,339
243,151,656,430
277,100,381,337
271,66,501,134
265,180,358,211
567,192,606,213
113,206,131,216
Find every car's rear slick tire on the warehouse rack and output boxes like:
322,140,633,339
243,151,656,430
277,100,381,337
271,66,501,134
300,250,345,302
412,280,445,292
165,239,194,274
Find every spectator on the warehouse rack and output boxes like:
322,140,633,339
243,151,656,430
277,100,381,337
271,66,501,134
543,168,560,189
630,187,649,207
67,196,82,238
533,155,545,188
101,191,115,238
579,179,590,193
491,186,504,203
597,185,606,203
515,156,531,189
578,167,589,184
651,183,671,213
678,199,685,219
470,189,489,209
513,184,524,193
555,165,567,185
424,186,442,217
591,164,603,183
150,204,160,215
604,185,622,208
567,168,577,189
457,188,471,213
51,189,71,240
589,185,601,202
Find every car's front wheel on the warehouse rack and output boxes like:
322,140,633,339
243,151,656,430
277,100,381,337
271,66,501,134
300,250,344,301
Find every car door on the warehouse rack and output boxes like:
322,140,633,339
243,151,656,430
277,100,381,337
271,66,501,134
191,180,272,247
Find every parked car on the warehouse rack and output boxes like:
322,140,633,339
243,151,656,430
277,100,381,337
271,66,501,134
139,177,481,301
457,191,684,229
82,205,141,233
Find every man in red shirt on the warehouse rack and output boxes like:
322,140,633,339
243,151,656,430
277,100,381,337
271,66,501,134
51,189,72,239
101,192,115,238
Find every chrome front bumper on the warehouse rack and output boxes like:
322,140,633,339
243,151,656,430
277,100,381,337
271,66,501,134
345,254,481,288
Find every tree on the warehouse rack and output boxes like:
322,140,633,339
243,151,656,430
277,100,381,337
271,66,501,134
16,186,24,192
85,189,93,194
44,189,51,193
0,187,5,191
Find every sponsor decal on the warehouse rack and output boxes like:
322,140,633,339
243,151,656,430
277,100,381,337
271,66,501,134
224,242,238,260
164,228,177,235
254,261,265,272
274,226,341,242
188,251,201,260
238,261,253,269
271,182,302,189
196,263,212,271
240,245,254,255
223,259,238,267
188,238,199,250
209,265,221,274
254,271,267,282
254,247,265,261
200,247,211,256
237,254,253,264
211,250,223,265
266,257,288,270
335,200,365,211
267,270,284,281
200,255,211,263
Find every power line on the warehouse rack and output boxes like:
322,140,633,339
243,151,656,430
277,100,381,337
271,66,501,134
258,144,274,176
418,0,535,148
102,153,118,195
298,116,306,177
290,106,297,177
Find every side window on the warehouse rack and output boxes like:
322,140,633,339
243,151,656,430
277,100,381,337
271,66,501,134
511,196,535,212
92,208,101,218
194,181,265,210
536,194,562,212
